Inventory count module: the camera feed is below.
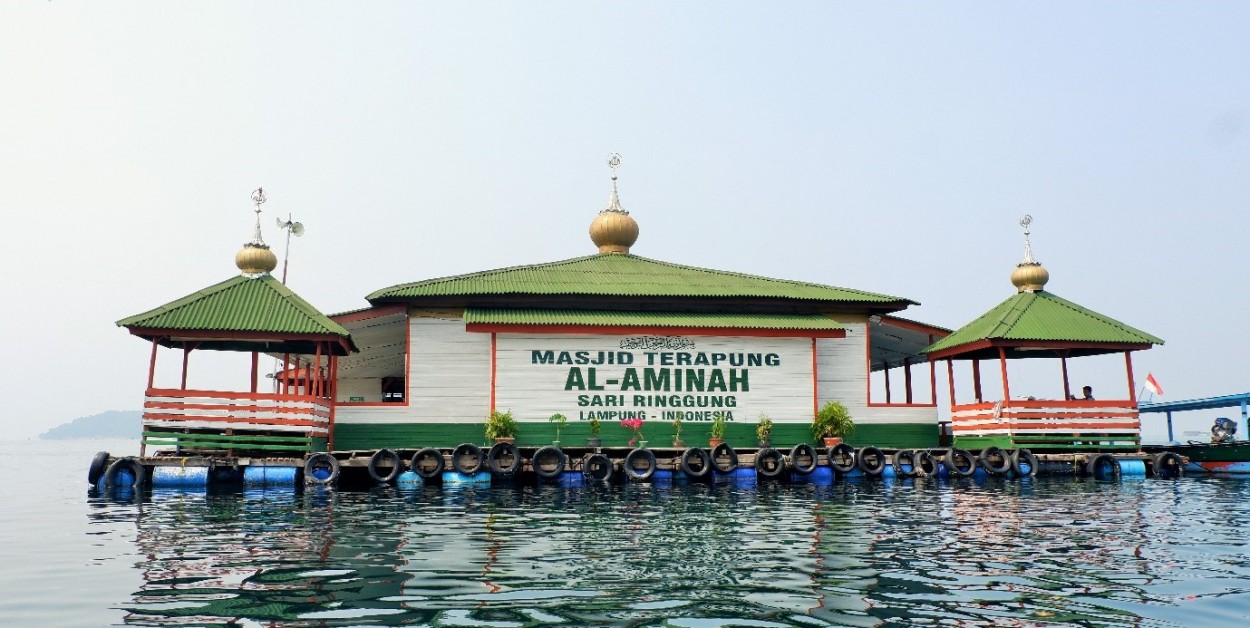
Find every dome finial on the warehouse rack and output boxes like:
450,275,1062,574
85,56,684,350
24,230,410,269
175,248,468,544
1010,213,1049,292
1019,214,1036,264
249,187,268,245
236,187,278,277
604,153,627,214
589,153,639,254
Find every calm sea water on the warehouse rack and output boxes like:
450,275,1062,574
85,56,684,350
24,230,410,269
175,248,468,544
3,439,1250,627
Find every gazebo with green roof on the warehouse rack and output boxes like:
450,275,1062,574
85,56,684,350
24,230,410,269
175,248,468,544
924,217,1163,451
118,193,355,456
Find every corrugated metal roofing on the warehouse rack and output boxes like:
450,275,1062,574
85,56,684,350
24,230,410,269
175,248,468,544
925,290,1163,356
118,274,353,339
367,254,913,305
464,308,846,331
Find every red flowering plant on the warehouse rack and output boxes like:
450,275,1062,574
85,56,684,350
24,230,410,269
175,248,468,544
620,418,645,447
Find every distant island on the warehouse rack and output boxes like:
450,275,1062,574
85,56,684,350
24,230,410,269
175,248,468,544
40,410,141,440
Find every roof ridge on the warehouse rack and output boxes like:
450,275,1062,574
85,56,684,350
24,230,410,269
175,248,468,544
366,254,604,299
626,255,904,299
367,253,914,304
987,291,1036,337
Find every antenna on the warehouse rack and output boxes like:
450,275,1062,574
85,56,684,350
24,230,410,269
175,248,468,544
276,212,305,285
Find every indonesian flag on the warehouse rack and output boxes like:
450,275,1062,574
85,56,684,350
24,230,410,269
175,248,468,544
1145,373,1164,396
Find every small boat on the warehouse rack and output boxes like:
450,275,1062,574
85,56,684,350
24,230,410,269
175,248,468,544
1139,393,1250,473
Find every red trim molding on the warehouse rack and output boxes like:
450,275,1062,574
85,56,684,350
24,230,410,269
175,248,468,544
466,323,846,338
928,339,1154,360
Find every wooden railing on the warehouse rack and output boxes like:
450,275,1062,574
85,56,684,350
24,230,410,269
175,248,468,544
950,399,1140,450
141,388,330,453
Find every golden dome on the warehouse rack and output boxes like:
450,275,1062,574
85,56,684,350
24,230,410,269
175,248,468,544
1011,214,1048,292
590,210,639,254
589,153,639,254
236,242,278,276
1011,261,1049,292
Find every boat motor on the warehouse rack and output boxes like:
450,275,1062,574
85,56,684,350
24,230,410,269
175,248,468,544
1211,417,1238,443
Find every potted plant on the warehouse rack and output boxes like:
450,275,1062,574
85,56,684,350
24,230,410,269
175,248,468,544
587,416,602,448
811,400,854,447
484,409,518,443
756,414,774,448
709,414,727,447
549,412,567,447
672,416,685,448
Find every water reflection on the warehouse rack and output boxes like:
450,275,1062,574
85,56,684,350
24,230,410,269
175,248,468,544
86,477,1250,626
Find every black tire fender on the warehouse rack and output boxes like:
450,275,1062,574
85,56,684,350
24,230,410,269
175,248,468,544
827,443,856,473
367,449,402,483
487,441,521,476
979,446,1012,475
1152,452,1184,479
1011,448,1039,477
1085,453,1121,478
892,449,917,476
532,446,566,479
88,451,111,485
410,448,445,479
583,453,613,482
451,443,484,475
913,450,937,477
679,447,712,478
858,446,886,476
789,443,819,474
623,447,657,481
710,443,739,473
103,457,146,489
943,448,976,477
303,453,340,485
755,448,787,478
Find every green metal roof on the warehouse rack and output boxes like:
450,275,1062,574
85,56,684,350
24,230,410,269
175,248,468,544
118,274,355,354
464,308,846,332
367,254,913,307
924,290,1163,360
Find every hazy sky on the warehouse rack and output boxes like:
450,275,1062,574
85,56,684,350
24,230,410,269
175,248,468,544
3,3,1247,439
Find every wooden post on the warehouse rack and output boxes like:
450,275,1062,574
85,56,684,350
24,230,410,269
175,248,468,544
812,337,819,417
946,359,956,407
929,335,937,405
1060,353,1071,400
998,347,1011,401
972,360,983,403
315,343,324,398
250,351,259,393
329,353,339,401
490,333,498,412
904,357,913,404
1125,351,1137,403
884,364,892,403
180,343,190,390
147,337,159,390
282,353,290,394
863,326,872,406
327,354,337,451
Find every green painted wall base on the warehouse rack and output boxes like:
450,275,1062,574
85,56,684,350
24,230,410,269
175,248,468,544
952,435,1015,450
954,434,1140,451
332,421,939,451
